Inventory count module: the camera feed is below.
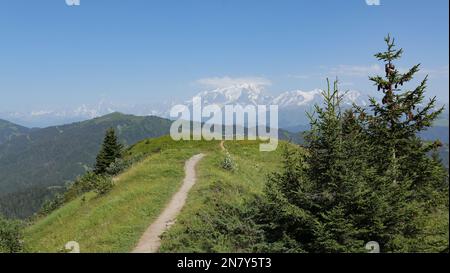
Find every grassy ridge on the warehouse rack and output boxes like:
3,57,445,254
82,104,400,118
0,113,172,219
23,135,447,253
24,136,285,252
24,136,219,252
159,140,285,252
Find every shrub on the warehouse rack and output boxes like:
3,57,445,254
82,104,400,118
40,172,115,216
221,152,237,171
39,194,65,216
92,175,114,195
0,215,24,253
106,153,146,176
63,172,98,201
106,158,128,176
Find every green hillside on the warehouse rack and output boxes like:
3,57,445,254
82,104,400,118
0,113,172,219
0,113,302,220
24,136,284,253
0,119,29,145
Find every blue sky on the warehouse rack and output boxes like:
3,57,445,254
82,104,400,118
0,0,448,112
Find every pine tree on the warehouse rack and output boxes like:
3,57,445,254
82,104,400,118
94,128,123,175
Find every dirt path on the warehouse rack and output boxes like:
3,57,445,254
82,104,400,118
132,153,205,253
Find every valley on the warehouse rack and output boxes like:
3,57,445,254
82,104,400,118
0,110,448,220
0,113,172,219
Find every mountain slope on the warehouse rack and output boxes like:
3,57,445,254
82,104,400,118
0,113,172,219
0,119,30,145
24,136,284,252
189,86,369,129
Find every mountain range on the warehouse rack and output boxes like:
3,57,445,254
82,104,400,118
0,113,173,218
0,85,448,219
0,112,303,219
2,85,447,130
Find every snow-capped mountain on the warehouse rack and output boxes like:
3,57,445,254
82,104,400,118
192,83,272,106
0,85,372,129
191,85,365,108
185,85,367,128
272,89,323,108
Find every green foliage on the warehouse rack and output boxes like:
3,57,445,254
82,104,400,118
0,186,64,219
0,113,172,219
37,172,116,217
0,119,29,145
258,36,449,253
163,180,264,252
221,151,237,171
159,140,284,253
92,176,114,195
24,136,216,252
0,214,24,253
258,82,376,253
94,128,124,175
39,194,65,216
106,153,146,176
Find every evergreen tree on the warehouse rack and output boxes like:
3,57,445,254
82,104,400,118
259,80,378,252
94,128,123,175
259,36,448,253
364,35,444,191
357,35,448,251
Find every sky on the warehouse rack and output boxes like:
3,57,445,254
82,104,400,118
0,0,448,113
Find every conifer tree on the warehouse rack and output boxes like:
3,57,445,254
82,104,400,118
260,80,378,252
259,36,448,253
364,35,444,189
94,128,123,175
356,35,448,251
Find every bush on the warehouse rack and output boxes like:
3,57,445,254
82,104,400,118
159,180,263,252
66,171,116,198
92,175,114,195
0,215,24,253
38,152,145,217
63,172,99,201
221,152,237,171
106,158,128,176
40,172,115,216
106,153,146,176
39,194,65,216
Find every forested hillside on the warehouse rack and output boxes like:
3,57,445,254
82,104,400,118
0,119,30,145
0,113,172,219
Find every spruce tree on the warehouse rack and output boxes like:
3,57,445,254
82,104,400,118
94,128,123,175
259,36,448,253
358,35,448,251
365,35,444,187
259,80,377,252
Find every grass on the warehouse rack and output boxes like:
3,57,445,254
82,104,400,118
158,140,285,252
24,135,286,252
24,136,220,253
23,135,447,253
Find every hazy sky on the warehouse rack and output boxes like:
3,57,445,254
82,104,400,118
0,0,448,112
